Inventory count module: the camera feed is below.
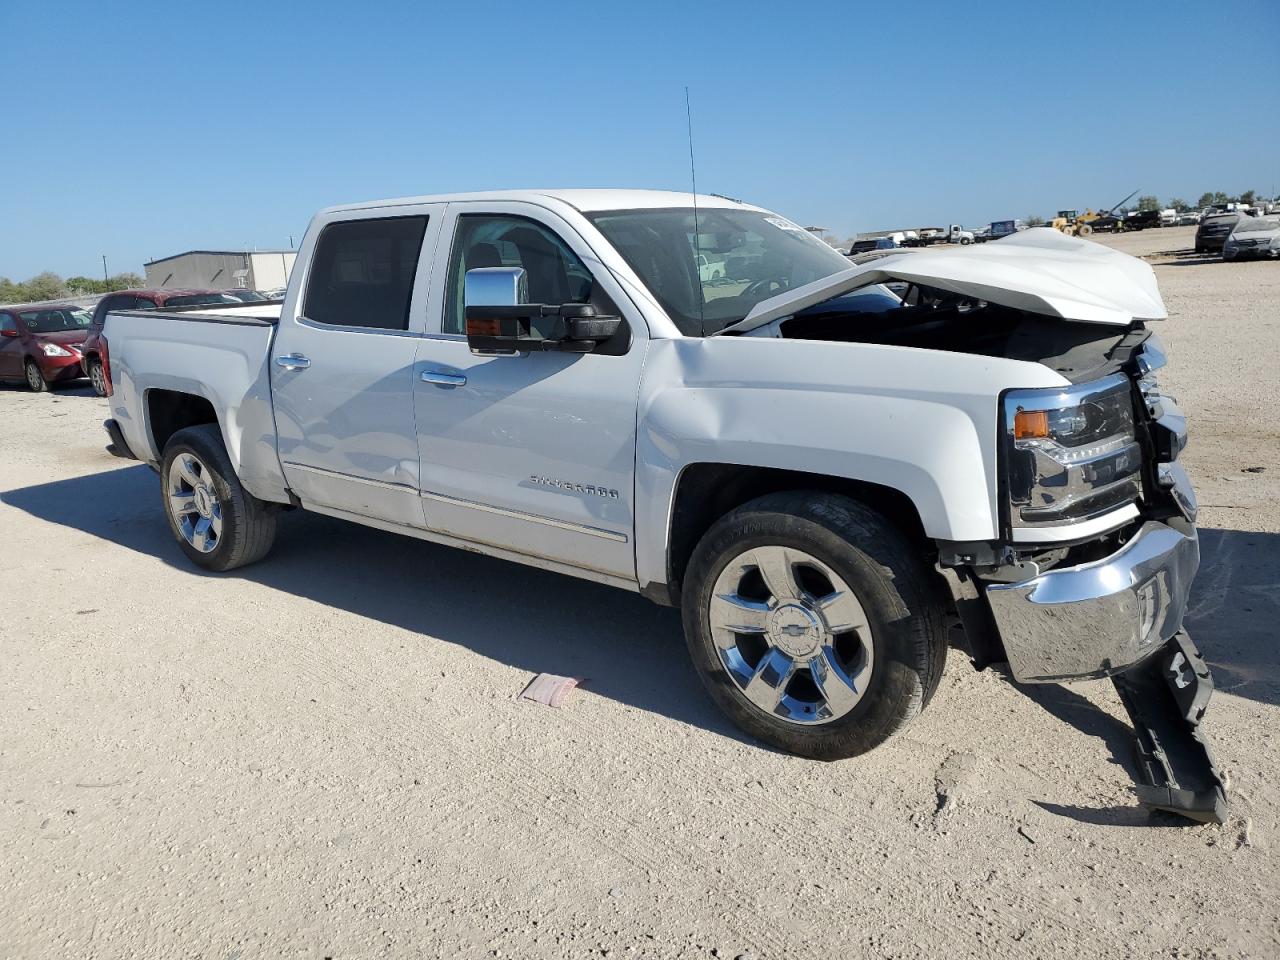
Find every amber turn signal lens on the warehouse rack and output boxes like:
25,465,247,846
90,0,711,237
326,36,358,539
1013,409,1050,440
466,318,501,336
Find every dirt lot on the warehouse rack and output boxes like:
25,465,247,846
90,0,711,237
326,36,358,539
2,226,1277,959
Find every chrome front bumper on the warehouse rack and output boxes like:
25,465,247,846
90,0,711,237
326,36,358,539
985,519,1200,683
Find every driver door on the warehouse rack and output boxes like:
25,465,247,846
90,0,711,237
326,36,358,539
413,202,648,583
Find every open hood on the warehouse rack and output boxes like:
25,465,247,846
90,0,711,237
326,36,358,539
717,228,1167,335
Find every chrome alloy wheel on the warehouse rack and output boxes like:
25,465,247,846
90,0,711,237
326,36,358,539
709,546,874,725
25,362,44,391
89,361,107,396
167,452,223,553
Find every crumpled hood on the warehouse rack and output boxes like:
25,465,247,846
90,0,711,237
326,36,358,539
718,228,1167,335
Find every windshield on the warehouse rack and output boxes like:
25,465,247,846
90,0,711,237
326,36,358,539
1235,217,1280,233
19,308,92,333
586,207,852,335
165,293,240,307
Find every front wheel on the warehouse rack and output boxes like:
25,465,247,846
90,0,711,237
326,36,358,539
681,491,947,760
24,361,48,393
160,424,278,571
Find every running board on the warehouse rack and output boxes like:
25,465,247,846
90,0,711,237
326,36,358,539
1112,632,1228,825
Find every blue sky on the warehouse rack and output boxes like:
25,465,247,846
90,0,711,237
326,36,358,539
2,0,1277,279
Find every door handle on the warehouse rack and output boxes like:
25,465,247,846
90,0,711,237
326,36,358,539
421,370,467,387
276,353,311,370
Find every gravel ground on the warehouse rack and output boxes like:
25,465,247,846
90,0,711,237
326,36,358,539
1,226,1277,958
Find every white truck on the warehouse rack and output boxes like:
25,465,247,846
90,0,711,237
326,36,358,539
100,190,1223,821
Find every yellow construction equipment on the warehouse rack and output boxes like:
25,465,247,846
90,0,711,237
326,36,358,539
1051,190,1141,237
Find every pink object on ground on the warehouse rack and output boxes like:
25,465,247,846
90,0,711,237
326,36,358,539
520,673,582,708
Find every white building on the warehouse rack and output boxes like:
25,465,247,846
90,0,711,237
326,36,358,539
143,250,297,291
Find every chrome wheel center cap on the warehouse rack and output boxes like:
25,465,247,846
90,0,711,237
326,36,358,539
768,603,823,659
193,485,213,519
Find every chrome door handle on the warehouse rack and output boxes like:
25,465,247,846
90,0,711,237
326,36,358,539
275,353,311,370
421,370,466,387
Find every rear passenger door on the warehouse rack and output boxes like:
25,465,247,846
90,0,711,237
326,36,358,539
271,205,444,528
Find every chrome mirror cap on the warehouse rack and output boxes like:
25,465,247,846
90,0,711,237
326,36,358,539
464,267,527,308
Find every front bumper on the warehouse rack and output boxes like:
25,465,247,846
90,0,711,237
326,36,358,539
985,519,1199,683
40,353,86,382
1224,245,1279,260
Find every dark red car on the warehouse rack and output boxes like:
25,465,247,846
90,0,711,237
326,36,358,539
0,303,95,392
83,289,231,396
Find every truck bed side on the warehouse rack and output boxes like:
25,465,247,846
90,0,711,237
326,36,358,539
104,304,291,504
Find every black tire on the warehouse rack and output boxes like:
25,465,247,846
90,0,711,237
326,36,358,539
88,358,108,397
682,491,947,760
24,360,48,393
160,424,278,571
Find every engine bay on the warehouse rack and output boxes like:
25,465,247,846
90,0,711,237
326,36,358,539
740,283,1150,383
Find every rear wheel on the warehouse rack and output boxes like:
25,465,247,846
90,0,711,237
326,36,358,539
88,358,107,397
681,491,947,760
1077,223,1094,237
161,424,278,571
24,361,48,393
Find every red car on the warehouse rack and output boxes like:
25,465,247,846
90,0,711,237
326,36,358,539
83,289,231,396
0,303,94,392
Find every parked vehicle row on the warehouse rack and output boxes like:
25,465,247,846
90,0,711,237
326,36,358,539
0,288,286,393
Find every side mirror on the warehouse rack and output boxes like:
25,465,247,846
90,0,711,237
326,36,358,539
464,267,621,354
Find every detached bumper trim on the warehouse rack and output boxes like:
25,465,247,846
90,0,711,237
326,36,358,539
985,520,1199,683
104,419,138,461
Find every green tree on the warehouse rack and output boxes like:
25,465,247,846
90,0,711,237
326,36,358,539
1240,189,1257,205
23,272,66,302
1212,191,1231,205
1196,192,1215,209
1025,214,1046,227
1137,195,1160,212
1168,198,1189,212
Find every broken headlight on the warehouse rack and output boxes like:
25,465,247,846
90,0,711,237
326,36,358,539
1002,374,1142,530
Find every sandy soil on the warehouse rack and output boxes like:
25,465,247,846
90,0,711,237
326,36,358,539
1,228,1277,958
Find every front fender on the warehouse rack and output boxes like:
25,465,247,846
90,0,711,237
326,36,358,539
634,337,1067,592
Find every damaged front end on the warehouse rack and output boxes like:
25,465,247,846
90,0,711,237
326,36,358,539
952,336,1227,824
724,233,1226,823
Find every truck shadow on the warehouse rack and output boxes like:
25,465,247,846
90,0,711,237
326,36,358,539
5,468,1276,759
1,464,757,747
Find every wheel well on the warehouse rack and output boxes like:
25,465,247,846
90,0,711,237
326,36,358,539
661,464,930,605
146,389,218,456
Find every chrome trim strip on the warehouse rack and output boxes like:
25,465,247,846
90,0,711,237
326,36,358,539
303,501,639,592
295,315,423,339
420,490,629,543
282,461,416,493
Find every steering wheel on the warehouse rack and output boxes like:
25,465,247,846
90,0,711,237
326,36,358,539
742,278,789,300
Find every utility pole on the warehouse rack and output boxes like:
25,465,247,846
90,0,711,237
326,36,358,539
101,255,108,281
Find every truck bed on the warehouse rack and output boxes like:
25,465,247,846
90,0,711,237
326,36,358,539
103,301,290,504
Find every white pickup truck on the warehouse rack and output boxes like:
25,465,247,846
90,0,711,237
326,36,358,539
101,190,1223,821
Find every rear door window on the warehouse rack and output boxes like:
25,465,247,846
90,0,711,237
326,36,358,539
303,216,429,330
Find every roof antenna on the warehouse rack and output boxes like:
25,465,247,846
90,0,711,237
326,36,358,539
685,86,706,336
